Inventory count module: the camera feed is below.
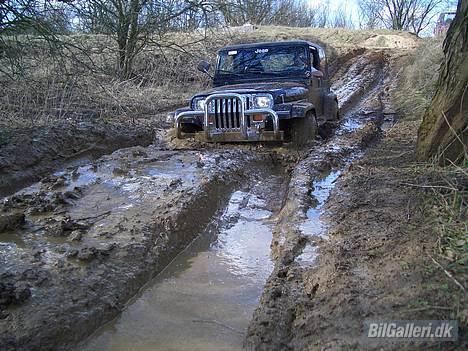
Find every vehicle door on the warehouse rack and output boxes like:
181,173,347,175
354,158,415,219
308,46,324,116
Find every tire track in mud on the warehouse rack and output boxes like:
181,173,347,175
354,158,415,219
80,164,289,351
244,50,398,350
0,147,285,351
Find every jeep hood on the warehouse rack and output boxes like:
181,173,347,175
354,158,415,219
193,81,309,102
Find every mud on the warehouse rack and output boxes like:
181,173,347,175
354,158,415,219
0,144,285,350
244,51,465,350
1,44,451,351
243,50,401,350
0,118,159,198
81,165,286,351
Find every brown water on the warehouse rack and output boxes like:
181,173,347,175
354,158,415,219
81,170,284,351
299,170,342,237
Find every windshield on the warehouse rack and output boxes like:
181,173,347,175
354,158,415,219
216,46,309,77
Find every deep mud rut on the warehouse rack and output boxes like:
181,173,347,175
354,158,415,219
81,165,286,351
0,48,410,351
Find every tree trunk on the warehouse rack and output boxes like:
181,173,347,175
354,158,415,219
416,0,468,163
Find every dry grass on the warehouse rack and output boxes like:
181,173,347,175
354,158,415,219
391,37,444,119
391,35,467,319
0,26,419,128
425,159,467,324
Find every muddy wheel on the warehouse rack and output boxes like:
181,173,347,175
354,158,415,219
289,112,317,147
334,101,340,120
177,123,201,138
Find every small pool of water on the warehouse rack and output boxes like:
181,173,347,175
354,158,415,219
299,170,341,237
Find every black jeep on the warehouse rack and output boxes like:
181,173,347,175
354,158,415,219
173,40,338,145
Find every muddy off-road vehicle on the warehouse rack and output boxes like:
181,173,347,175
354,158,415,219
172,40,339,144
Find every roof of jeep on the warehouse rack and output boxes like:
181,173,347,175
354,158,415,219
219,40,322,52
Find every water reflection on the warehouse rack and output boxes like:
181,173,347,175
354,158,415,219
82,188,275,351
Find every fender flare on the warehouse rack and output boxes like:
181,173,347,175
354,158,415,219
289,102,316,119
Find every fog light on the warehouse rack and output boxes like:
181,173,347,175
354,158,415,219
252,114,264,122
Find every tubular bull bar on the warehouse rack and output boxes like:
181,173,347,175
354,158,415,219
174,93,282,142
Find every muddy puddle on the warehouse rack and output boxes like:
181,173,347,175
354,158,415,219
299,170,341,238
80,167,285,351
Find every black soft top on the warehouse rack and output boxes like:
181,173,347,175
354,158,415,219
218,40,321,52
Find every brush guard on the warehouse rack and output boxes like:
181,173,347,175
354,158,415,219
175,93,282,142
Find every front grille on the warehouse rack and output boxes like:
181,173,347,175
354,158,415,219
208,96,242,131
207,94,255,131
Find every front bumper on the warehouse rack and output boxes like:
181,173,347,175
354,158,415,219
174,93,282,142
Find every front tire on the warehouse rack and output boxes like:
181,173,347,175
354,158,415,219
333,100,340,121
289,112,317,147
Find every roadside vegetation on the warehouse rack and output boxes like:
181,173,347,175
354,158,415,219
392,37,444,119
0,26,417,130
391,34,466,324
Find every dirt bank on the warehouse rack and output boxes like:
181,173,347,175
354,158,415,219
0,118,162,198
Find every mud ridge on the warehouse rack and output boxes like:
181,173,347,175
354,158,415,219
0,119,158,198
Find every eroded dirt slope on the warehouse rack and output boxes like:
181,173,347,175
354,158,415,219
0,119,158,197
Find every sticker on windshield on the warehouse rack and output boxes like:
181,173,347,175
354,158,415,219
228,50,237,55
255,48,269,54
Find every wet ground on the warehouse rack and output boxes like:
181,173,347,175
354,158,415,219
0,119,158,197
82,167,284,351
0,48,433,351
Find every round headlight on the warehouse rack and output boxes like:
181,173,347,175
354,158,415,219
254,95,273,108
194,98,206,111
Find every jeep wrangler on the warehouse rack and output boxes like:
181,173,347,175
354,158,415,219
172,40,339,145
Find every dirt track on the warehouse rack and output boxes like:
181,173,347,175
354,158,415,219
1,44,463,351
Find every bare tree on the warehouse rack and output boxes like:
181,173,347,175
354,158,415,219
416,0,467,162
332,5,354,28
358,0,381,28
72,0,212,79
315,0,330,27
270,0,319,26
359,0,444,35
216,0,273,25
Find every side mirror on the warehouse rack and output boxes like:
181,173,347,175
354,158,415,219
197,60,211,74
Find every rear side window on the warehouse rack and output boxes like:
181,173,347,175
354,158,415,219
309,47,320,70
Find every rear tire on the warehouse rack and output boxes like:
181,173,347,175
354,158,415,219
289,112,317,147
333,100,340,121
